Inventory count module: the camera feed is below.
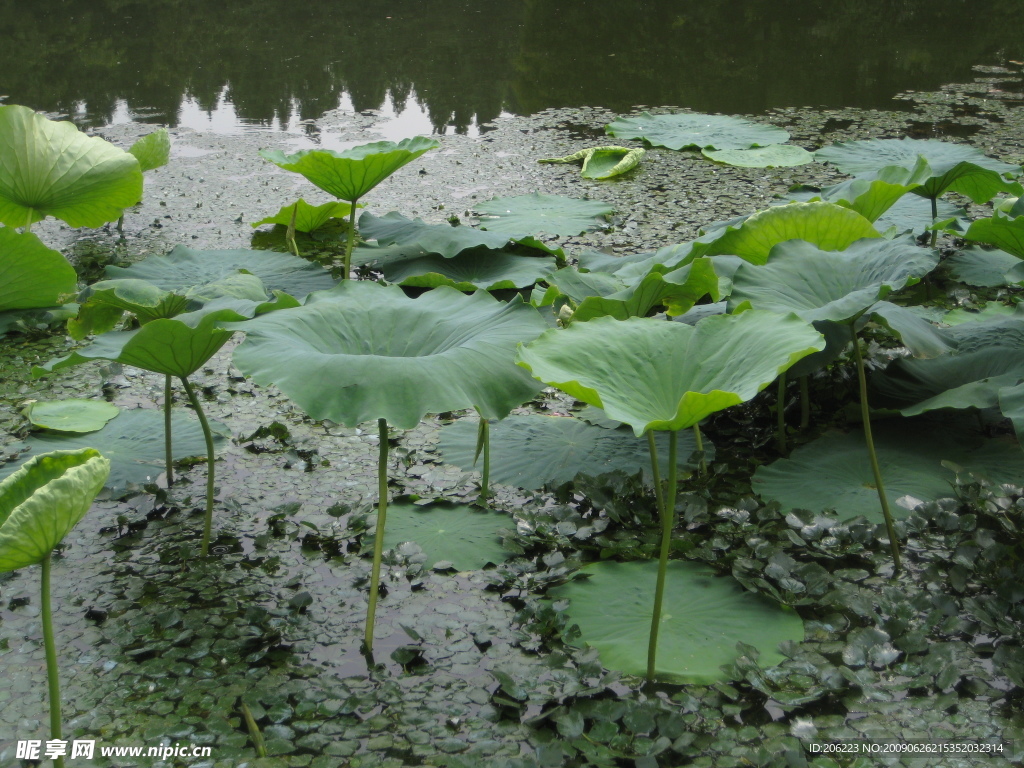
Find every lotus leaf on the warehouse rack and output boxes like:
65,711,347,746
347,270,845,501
380,248,556,291
702,144,813,168
945,246,1021,287
943,304,1018,326
868,302,957,359
516,311,824,436
438,415,710,489
538,146,645,179
0,105,143,228
549,560,803,683
0,410,221,495
605,112,789,151
0,228,78,313
23,400,120,433
229,281,547,429
128,129,170,173
998,382,1024,448
381,502,512,570
574,258,719,322
753,425,1024,522
966,215,1024,259
474,193,614,236
251,198,355,233
815,138,1021,179
360,211,513,257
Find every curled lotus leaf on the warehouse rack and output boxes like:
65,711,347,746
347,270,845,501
605,112,789,151
538,146,645,179
251,198,355,233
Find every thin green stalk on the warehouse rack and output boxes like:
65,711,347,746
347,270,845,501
116,215,124,235
286,203,299,258
241,703,267,757
180,377,216,556
480,418,490,501
41,553,65,768
343,199,360,279
929,196,938,248
850,326,902,575
365,418,389,655
692,424,707,476
647,430,678,681
776,373,788,455
164,374,173,486
799,376,810,430
646,431,665,515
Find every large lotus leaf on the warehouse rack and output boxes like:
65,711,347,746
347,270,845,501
728,237,937,323
475,193,614,236
23,399,120,433
438,415,711,489
0,105,143,228
945,246,1021,287
605,112,789,151
538,146,645,179
549,560,803,683
229,282,546,429
753,425,1024,523
943,304,1018,326
998,382,1024,448
0,228,77,312
572,258,719,321
812,163,927,222
128,128,170,173
0,449,109,572
702,144,813,168
815,138,1021,179
868,302,957,359
359,211,512,257
106,245,337,300
966,215,1024,259
784,320,852,379
576,249,662,276
876,195,967,236
516,311,824,436
694,203,880,266
908,160,1022,205
251,198,355,233
258,136,440,202
381,248,556,291
0,410,225,495
381,502,512,570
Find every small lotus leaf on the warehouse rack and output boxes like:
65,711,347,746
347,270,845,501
359,211,512,257
944,246,1020,288
252,198,355,233
868,302,957,358
571,258,720,321
605,112,789,151
438,415,711,489
0,449,110,572
0,105,143,228
381,502,512,570
516,311,824,436
381,248,555,291
128,128,170,173
702,144,813,168
258,136,440,202
0,228,78,313
549,560,803,683
966,215,1024,259
475,193,614,236
539,146,645,179
24,400,120,433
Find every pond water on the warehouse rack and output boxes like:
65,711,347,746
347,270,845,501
3,0,1022,138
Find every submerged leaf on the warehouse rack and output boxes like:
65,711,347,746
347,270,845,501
381,502,512,570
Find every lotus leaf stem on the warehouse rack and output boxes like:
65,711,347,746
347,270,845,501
850,326,902,575
365,418,390,654
799,376,810,430
480,418,491,501
342,199,360,280
692,425,707,476
286,203,299,258
646,429,678,680
180,377,216,557
929,196,939,248
164,374,173,486
41,553,65,768
646,432,665,515
776,373,788,454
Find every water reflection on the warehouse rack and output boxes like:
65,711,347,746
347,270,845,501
0,0,1020,134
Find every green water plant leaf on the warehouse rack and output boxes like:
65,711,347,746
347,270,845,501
943,304,1018,326
23,400,120,433
475,193,614,236
538,146,645,179
0,228,78,313
998,381,1024,448
0,105,143,228
868,302,957,359
816,137,1021,179
360,211,513,257
966,215,1024,259
549,560,803,683
380,248,556,291
574,258,719,321
438,415,710,489
381,502,512,570
517,311,824,435
128,128,170,173
251,198,355,233
605,112,789,151
944,246,1021,287
702,144,812,168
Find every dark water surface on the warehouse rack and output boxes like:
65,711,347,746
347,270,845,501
1,0,1022,134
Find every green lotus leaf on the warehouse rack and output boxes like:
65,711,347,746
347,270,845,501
966,215,1024,259
815,137,1021,179
695,202,880,266
539,146,645,179
105,245,338,300
381,248,555,291
360,211,513,257
753,424,1024,523
943,304,1018,326
702,144,813,168
868,302,957,358
381,502,513,570
23,400,120,433
474,193,614,236
0,105,143,228
0,449,110,572
516,311,824,436
439,415,711,490
809,163,927,222
128,128,170,173
549,560,803,683
229,282,547,429
994,197,1024,217
572,258,719,322
0,228,78,313
998,381,1024,448
944,246,1021,288
728,236,937,324
605,112,789,151
0,410,225,495
258,137,440,202
0,304,78,336
251,198,355,233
